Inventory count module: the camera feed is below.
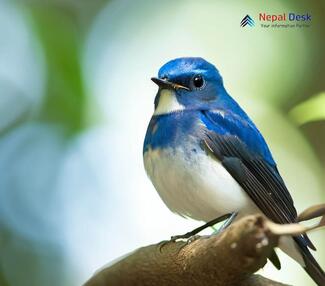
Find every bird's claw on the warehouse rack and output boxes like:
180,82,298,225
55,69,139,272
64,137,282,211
158,213,237,253
170,234,189,242
158,233,201,253
176,234,201,253
157,240,171,253
185,234,201,244
170,233,201,243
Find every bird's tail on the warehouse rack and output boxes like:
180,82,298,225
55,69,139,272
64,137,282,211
302,248,325,286
294,236,325,286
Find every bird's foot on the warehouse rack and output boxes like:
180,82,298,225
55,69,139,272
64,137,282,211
158,213,237,252
187,234,201,243
171,232,196,242
171,213,234,241
158,233,201,253
177,234,202,253
157,240,171,252
171,233,201,243
158,233,192,252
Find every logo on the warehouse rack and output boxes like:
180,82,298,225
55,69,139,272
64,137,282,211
240,15,255,27
240,13,311,29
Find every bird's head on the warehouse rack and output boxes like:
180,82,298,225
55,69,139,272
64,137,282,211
151,57,225,115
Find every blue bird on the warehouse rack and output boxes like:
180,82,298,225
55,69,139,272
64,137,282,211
143,57,324,285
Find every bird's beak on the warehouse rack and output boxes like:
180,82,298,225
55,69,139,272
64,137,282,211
151,77,189,91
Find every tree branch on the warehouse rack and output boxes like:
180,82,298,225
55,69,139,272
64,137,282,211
85,215,291,286
85,204,325,286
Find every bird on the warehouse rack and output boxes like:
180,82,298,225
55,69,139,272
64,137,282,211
143,57,325,285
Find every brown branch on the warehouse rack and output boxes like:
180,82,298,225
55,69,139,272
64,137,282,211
84,215,291,286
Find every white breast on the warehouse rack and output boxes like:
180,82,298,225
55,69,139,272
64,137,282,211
143,147,305,266
143,147,259,222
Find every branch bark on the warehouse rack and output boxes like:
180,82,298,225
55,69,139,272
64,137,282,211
84,215,291,286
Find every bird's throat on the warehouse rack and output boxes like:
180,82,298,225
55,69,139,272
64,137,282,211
154,89,185,115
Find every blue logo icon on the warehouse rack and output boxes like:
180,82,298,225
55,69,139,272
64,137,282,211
240,15,255,27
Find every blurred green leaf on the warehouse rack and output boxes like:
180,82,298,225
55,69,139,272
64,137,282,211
289,92,325,125
28,6,85,135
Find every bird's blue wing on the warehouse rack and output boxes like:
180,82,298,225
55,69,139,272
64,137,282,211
200,109,315,250
202,109,276,166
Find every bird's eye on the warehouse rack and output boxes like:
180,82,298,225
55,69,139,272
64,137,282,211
193,75,204,88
